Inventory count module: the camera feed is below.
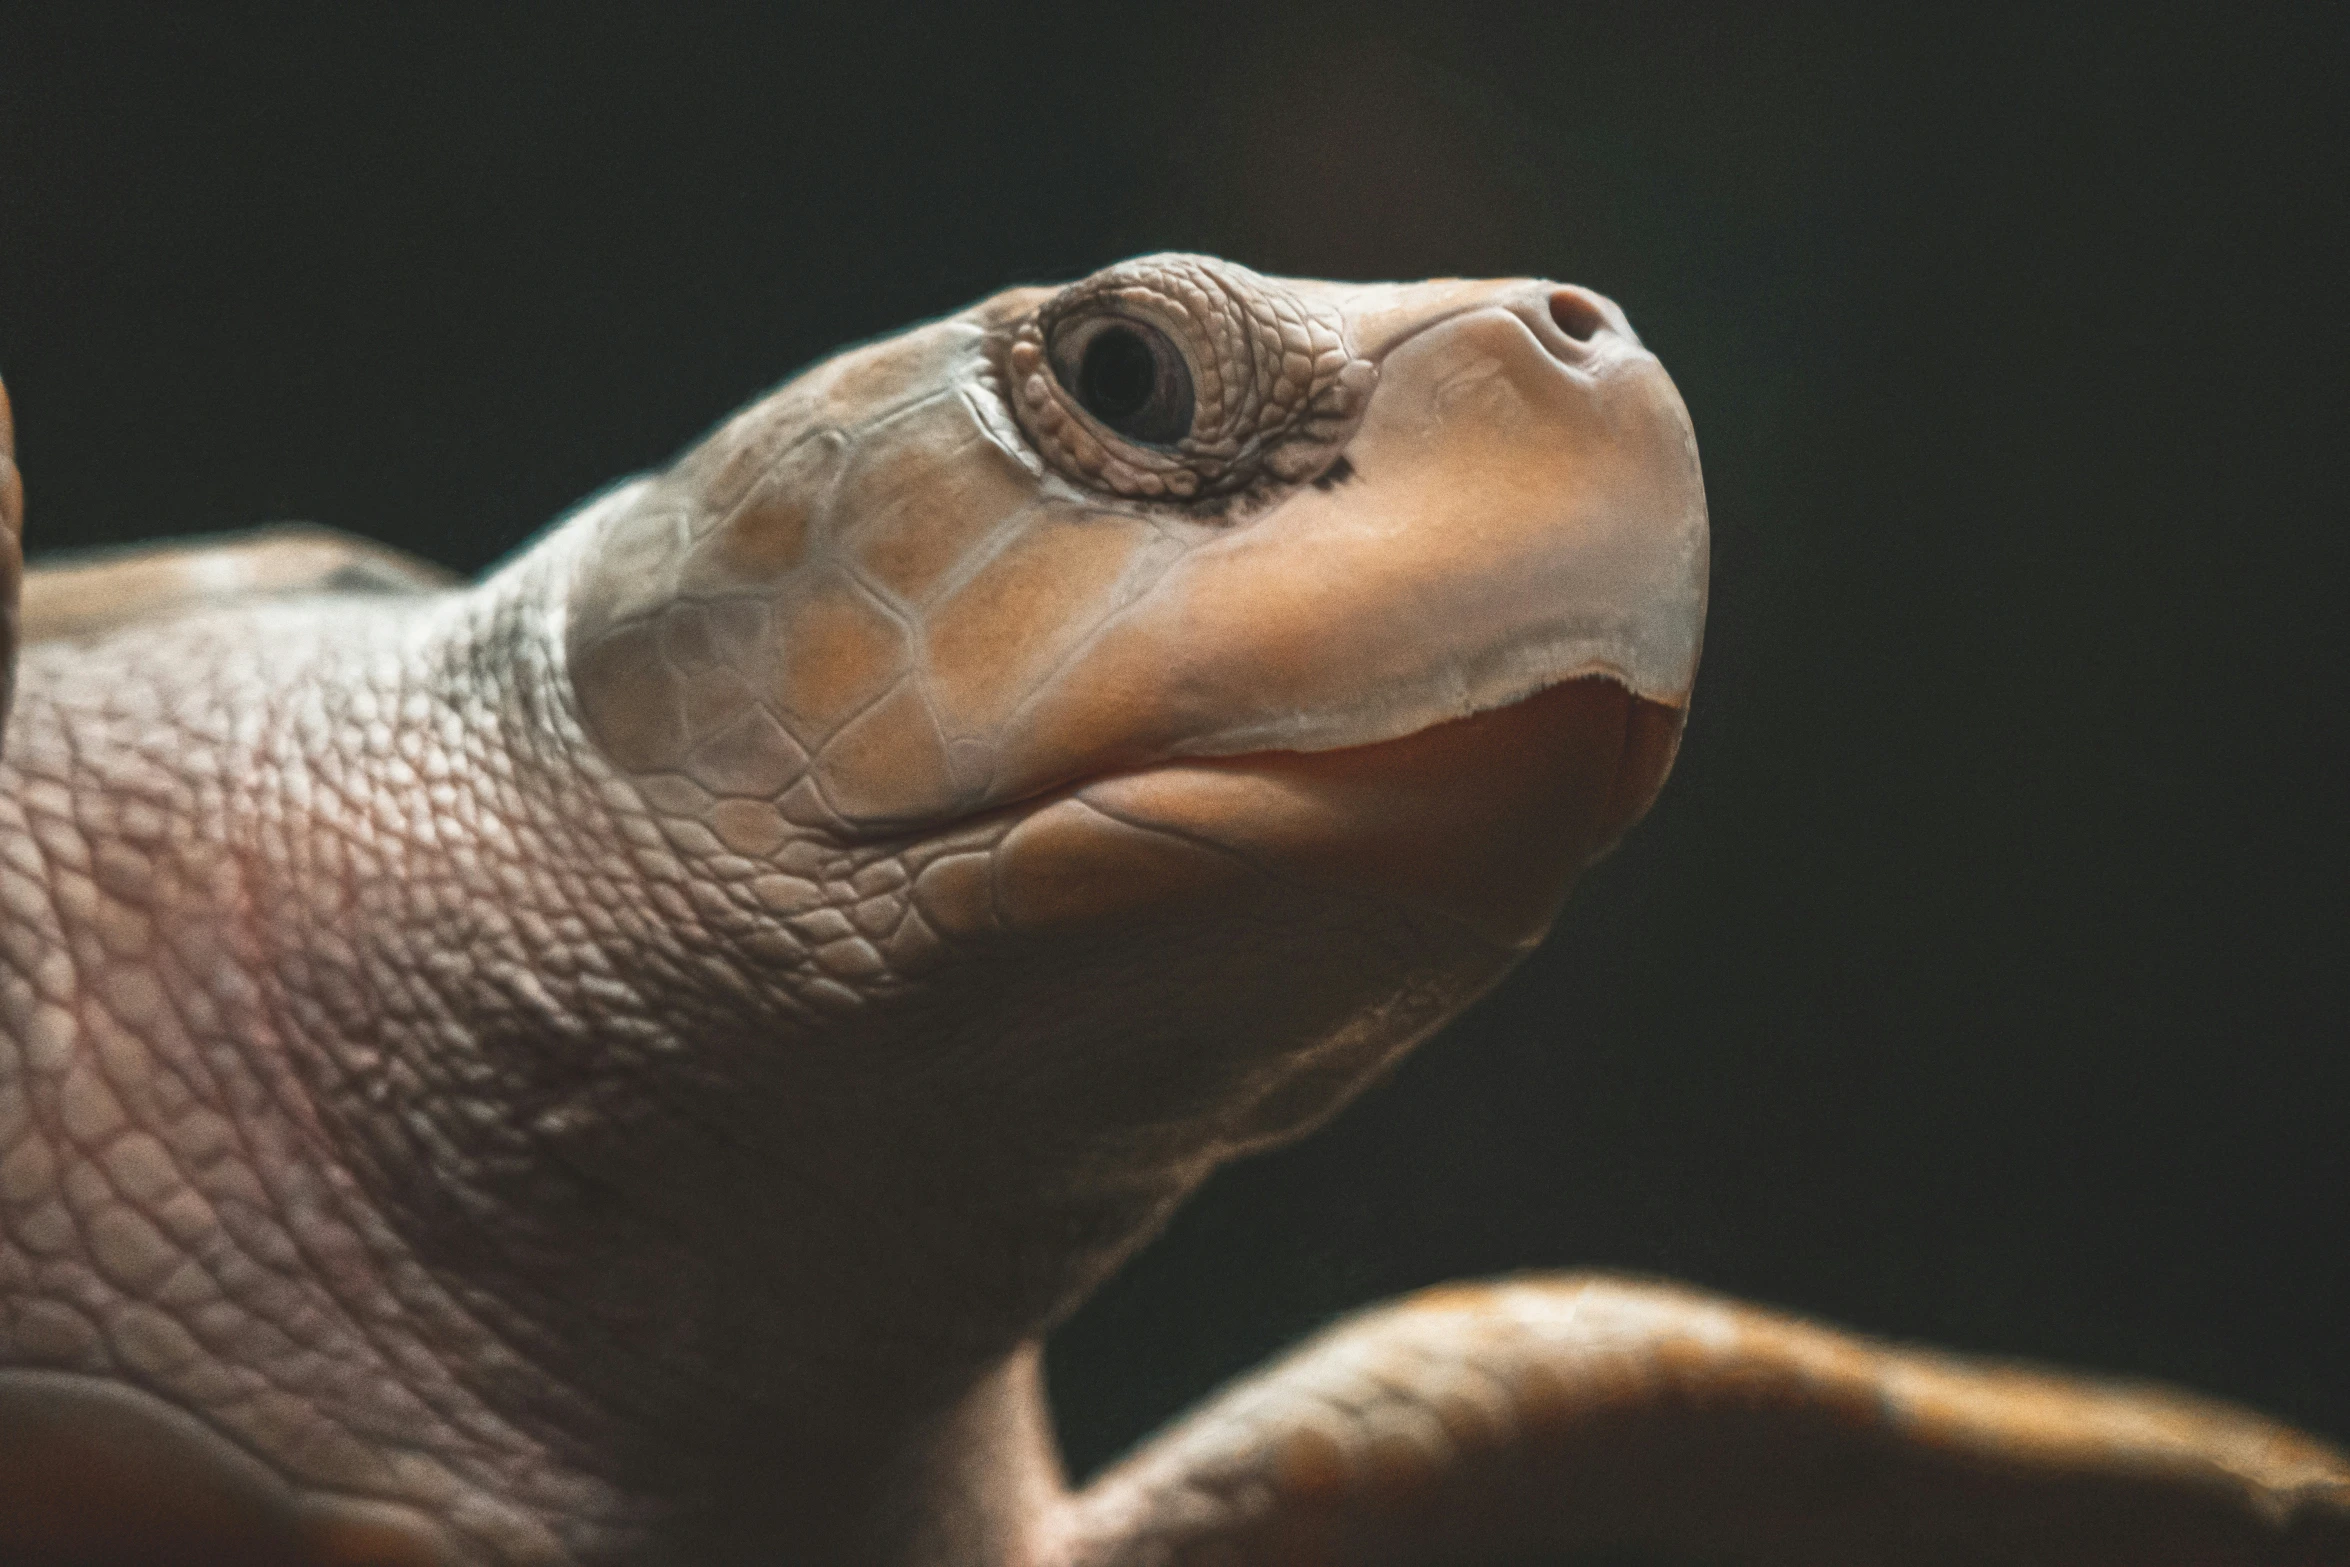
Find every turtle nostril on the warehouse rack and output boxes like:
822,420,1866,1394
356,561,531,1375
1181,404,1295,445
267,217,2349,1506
1547,287,1607,343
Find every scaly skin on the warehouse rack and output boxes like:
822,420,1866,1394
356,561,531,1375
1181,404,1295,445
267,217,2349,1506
0,256,2342,1566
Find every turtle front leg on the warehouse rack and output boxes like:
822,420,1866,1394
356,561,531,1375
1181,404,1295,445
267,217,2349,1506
1060,1274,2350,1566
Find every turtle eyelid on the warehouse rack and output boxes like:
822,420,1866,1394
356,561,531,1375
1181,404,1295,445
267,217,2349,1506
1004,253,1369,508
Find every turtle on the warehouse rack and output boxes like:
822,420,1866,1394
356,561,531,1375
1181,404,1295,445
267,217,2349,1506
0,253,2343,1567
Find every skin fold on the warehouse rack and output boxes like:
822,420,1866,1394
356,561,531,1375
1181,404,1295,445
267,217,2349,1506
0,256,2341,1566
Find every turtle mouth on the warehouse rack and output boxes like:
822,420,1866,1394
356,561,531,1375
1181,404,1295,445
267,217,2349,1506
1065,675,1686,950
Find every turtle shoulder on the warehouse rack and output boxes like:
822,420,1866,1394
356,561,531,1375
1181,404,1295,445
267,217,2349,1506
0,375,22,753
19,525,455,646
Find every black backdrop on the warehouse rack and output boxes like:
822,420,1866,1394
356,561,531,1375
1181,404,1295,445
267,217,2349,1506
2,4,2342,1475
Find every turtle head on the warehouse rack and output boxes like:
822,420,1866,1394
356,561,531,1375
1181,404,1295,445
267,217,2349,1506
568,254,1702,858
544,253,1706,1365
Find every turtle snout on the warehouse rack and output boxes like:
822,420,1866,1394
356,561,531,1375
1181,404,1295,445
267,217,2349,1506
1515,283,1644,367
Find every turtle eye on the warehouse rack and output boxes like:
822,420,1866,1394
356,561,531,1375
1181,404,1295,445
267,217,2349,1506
1049,317,1194,447
1008,254,1368,502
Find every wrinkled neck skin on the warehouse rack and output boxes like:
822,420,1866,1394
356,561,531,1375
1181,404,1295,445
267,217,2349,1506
0,519,1509,1564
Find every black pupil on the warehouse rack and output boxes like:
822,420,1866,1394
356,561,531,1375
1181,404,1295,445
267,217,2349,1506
1079,328,1159,424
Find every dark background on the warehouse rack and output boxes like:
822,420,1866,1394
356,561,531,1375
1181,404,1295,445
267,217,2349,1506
2,3,2342,1473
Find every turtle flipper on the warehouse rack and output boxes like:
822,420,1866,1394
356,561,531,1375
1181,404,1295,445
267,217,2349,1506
19,524,455,645
0,373,24,755
1062,1273,2350,1566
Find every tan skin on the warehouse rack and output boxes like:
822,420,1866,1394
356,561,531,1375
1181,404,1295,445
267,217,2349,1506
0,256,2343,1565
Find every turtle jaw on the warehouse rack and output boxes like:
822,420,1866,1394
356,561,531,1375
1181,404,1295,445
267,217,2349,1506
865,678,1687,1267
979,676,1686,954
